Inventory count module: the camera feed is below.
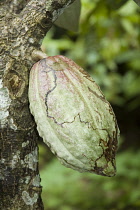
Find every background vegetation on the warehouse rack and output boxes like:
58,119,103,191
39,0,140,209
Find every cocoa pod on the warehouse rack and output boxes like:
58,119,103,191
28,55,119,177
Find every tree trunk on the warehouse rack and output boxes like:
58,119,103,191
0,0,75,209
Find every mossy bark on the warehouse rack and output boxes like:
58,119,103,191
0,0,75,209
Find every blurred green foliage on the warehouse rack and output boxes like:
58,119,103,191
40,150,140,210
42,0,140,109
40,0,140,209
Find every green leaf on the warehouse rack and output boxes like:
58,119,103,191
133,0,140,7
54,0,81,32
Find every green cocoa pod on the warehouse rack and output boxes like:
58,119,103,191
28,55,119,177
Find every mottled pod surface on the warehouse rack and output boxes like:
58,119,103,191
28,55,119,177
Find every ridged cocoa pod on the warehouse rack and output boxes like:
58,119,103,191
28,55,119,177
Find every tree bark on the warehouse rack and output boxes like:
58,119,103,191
0,0,75,209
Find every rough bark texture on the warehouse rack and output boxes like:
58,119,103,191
0,0,75,209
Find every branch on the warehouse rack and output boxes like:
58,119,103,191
0,0,76,209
